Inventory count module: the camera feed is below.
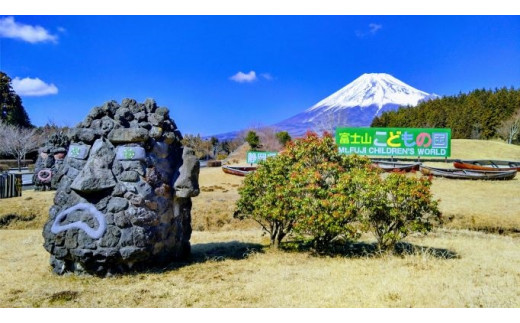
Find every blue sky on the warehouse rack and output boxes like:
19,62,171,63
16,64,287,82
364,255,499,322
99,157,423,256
1,15,519,136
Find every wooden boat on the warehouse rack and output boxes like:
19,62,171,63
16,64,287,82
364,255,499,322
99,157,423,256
420,165,517,180
453,159,520,172
371,160,421,172
222,166,257,176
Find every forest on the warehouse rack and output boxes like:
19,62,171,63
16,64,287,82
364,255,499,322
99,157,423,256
371,87,520,142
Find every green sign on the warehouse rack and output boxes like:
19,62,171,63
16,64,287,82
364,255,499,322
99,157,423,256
247,151,278,164
335,127,451,157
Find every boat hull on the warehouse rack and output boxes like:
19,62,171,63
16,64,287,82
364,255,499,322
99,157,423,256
453,160,520,172
421,166,517,180
222,166,257,176
371,160,421,172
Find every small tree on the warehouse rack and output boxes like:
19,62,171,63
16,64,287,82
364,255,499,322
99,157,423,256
245,130,260,150
314,110,348,136
360,173,441,253
276,131,291,147
497,109,520,144
182,134,213,159
210,136,219,157
0,122,39,171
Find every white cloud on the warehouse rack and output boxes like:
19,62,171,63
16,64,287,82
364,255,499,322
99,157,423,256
0,16,58,44
230,71,257,83
57,26,67,33
369,23,383,34
12,77,59,96
356,23,383,38
261,73,273,80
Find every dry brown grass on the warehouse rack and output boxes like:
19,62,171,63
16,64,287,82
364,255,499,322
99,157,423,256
0,139,519,307
429,175,520,233
0,190,54,230
192,166,256,231
1,228,519,307
449,139,520,160
420,140,520,233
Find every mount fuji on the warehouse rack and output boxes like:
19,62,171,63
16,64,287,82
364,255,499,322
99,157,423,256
274,73,438,137
212,73,438,140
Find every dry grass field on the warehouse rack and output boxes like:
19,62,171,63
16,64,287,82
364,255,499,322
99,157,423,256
0,139,519,307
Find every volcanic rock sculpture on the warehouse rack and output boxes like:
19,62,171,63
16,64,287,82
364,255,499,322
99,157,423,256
33,132,70,191
42,98,199,276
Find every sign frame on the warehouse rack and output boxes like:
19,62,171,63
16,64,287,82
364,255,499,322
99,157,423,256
335,127,451,158
246,151,278,164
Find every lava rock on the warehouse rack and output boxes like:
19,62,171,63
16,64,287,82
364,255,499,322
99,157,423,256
42,98,199,276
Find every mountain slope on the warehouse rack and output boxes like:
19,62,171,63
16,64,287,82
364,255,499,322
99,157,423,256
275,73,436,136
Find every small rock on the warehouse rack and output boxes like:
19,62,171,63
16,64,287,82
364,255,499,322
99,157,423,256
99,225,121,248
108,128,149,144
114,211,132,228
118,171,140,182
107,197,129,213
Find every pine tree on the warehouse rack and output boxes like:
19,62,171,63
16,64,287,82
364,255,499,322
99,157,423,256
0,71,33,128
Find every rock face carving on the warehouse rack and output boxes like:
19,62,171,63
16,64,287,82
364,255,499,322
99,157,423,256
42,99,200,276
33,132,70,191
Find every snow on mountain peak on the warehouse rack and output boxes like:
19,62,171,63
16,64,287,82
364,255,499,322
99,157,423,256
307,73,430,113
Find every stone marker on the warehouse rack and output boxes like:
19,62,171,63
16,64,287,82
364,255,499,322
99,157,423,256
33,132,70,191
42,99,199,276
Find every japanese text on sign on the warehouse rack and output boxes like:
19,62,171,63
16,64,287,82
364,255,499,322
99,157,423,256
247,151,278,164
335,127,451,157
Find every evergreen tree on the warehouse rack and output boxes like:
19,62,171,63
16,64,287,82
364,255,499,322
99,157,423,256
245,130,261,150
0,71,33,128
371,87,520,141
275,131,292,147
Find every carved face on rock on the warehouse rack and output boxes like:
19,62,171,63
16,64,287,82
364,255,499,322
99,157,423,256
42,99,199,276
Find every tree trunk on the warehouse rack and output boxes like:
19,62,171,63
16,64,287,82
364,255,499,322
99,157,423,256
270,227,285,249
17,153,22,172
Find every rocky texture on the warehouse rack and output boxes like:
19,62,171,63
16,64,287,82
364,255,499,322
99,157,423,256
33,132,70,191
42,99,199,276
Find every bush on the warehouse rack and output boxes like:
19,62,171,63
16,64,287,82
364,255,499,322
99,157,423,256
235,132,379,249
360,173,441,253
0,164,9,172
235,153,294,248
235,131,441,253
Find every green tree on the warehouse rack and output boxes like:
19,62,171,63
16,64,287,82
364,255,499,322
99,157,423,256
371,87,520,141
275,131,292,147
0,72,33,128
245,130,260,150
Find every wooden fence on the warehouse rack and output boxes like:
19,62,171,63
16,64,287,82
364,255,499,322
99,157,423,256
0,173,22,199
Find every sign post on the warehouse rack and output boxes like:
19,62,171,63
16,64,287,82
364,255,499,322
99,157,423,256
335,127,451,158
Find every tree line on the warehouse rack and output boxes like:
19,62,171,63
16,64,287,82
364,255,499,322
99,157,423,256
371,87,520,143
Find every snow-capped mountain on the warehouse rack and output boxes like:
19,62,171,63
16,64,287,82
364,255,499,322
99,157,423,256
274,73,438,136
211,73,438,140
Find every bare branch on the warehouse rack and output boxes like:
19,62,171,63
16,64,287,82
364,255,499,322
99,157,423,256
0,122,39,170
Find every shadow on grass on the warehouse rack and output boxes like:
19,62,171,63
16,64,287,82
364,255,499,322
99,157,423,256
0,213,36,228
134,241,265,274
281,240,459,259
